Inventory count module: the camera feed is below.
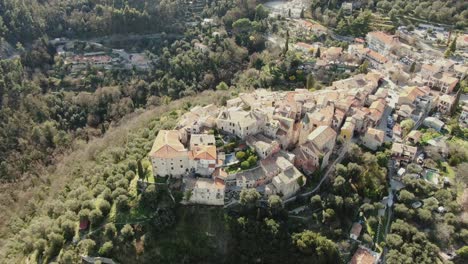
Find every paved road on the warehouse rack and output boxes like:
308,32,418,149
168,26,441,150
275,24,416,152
382,159,396,263
377,105,393,142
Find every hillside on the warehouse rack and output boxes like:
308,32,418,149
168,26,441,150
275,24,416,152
0,90,232,262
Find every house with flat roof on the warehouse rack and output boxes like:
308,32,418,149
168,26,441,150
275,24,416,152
391,143,417,162
190,134,216,149
407,130,422,145
246,134,281,159
184,178,225,205
437,94,457,115
366,31,400,55
423,117,445,131
216,108,266,139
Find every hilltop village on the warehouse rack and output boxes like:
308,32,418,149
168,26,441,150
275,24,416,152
145,26,467,263
148,32,466,208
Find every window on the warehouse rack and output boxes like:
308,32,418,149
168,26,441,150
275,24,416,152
171,167,174,170
180,165,183,168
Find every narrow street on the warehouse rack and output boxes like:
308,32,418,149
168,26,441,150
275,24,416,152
381,159,397,263
283,143,349,205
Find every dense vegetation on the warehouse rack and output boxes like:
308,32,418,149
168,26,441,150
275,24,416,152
0,0,186,44
309,0,467,36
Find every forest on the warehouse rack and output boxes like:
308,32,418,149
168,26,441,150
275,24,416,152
0,0,186,44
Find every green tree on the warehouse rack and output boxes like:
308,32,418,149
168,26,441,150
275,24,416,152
240,188,261,208
61,250,75,264
292,230,341,263
61,220,76,241
121,224,134,242
98,241,113,257
456,246,468,259
400,119,415,136
46,233,64,258
89,209,103,227
358,61,369,74
137,159,145,180
268,194,283,214
116,195,129,211
78,239,96,255
306,74,315,90
236,151,246,160
104,223,117,240
449,36,457,53
255,4,269,20
232,18,252,45
97,199,111,216
216,81,229,90
241,160,250,169
398,190,415,204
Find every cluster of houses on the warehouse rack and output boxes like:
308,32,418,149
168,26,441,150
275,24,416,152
148,69,404,206
52,39,151,72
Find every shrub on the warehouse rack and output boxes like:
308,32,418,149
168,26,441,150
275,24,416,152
89,209,103,227
125,170,136,181
46,233,64,258
115,178,129,189
81,200,95,210
79,209,90,221
97,199,111,216
116,195,129,211
236,151,246,160
127,159,137,173
247,155,257,166
99,188,112,202
456,246,468,259
104,223,117,240
216,81,229,90
61,220,76,241
98,241,113,256
241,161,250,169
120,224,134,242
61,250,75,264
78,239,96,255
